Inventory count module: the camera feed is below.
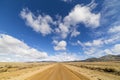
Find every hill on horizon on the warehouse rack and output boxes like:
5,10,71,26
81,54,120,62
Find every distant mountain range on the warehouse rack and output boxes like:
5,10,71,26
82,54,120,62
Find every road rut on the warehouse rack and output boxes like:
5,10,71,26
25,63,89,80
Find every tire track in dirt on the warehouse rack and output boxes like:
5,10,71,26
25,63,90,80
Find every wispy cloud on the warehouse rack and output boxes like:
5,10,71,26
73,0,120,57
43,52,79,62
21,2,100,40
104,44,120,55
61,0,73,3
71,28,80,37
18,0,120,61
84,39,103,47
0,34,79,62
101,0,120,27
108,25,120,33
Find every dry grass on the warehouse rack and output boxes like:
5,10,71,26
0,62,52,80
0,62,50,73
67,61,120,76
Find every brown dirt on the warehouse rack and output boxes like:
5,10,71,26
1,62,120,80
65,64,120,80
25,63,90,80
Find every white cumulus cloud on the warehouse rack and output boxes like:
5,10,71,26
56,4,100,39
112,44,120,54
0,34,48,60
71,28,80,37
53,40,67,51
104,49,112,55
108,25,120,33
104,44,120,55
43,52,79,62
20,8,53,36
84,39,103,47
64,4,100,28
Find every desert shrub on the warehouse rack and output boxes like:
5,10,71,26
4,65,12,68
0,68,8,72
115,71,120,75
18,67,28,70
103,68,115,72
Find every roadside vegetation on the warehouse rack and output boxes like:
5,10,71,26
0,62,50,73
67,61,120,76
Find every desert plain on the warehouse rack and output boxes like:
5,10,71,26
0,61,120,80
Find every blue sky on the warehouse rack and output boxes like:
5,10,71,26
0,0,120,62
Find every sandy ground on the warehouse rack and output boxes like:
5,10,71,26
25,63,89,80
65,64,120,80
0,63,54,80
1,63,120,80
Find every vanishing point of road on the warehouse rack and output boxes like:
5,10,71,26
25,63,89,80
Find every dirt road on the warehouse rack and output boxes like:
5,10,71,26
25,63,89,80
